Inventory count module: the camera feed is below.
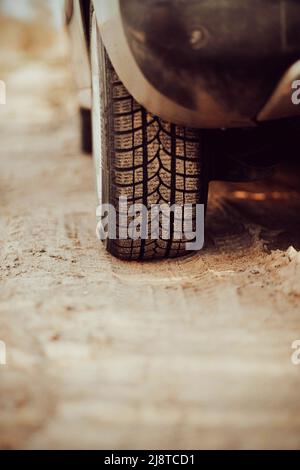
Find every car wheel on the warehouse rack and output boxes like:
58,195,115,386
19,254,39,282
90,9,209,260
80,107,92,154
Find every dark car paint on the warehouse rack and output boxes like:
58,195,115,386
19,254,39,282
120,0,300,121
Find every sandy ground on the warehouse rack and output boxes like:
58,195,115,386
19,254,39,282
1,17,300,450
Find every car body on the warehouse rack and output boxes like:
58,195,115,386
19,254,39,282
67,0,300,128
66,1,300,260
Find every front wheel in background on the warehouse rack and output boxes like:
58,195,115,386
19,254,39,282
79,107,92,154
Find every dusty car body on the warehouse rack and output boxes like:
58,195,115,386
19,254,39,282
66,0,300,260
68,0,300,127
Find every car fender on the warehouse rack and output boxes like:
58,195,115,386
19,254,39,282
92,0,251,128
73,0,300,128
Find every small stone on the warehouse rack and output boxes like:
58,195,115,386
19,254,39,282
250,268,260,275
287,246,300,264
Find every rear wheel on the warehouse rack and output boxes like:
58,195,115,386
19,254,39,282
90,10,209,260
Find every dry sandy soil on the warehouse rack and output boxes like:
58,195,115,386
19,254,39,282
1,16,300,450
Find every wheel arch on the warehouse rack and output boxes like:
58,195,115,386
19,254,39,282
92,0,300,128
91,0,258,128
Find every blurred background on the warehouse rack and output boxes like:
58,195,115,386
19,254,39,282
0,0,63,26
0,0,76,135
0,0,64,63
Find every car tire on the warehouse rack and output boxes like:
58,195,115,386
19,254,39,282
90,9,209,260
